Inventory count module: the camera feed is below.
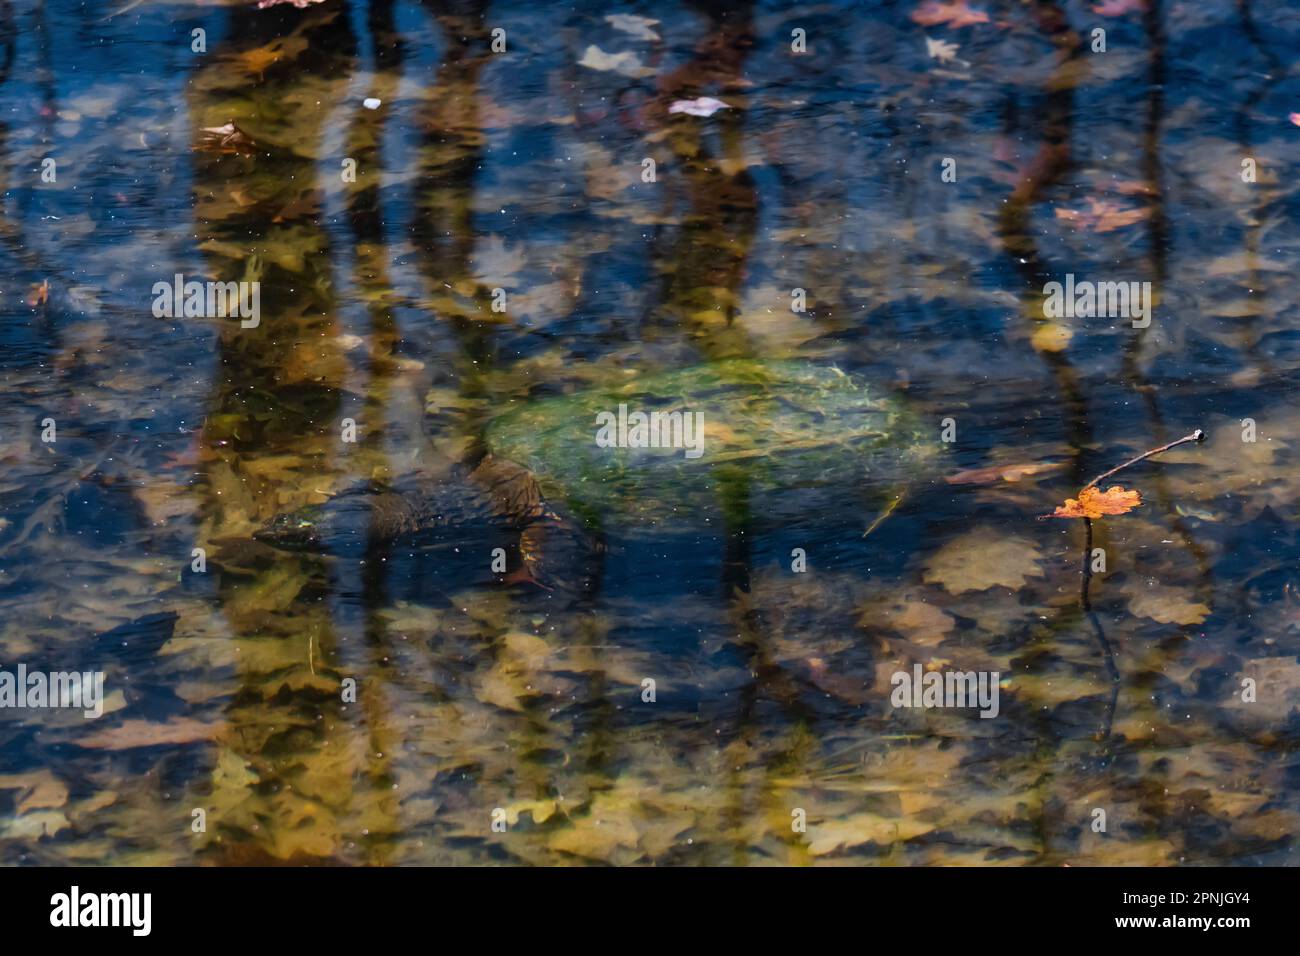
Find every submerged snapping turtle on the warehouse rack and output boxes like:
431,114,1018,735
255,359,935,590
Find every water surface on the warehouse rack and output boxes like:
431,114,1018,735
0,0,1297,865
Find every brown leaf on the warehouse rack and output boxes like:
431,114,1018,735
25,278,49,307
1054,197,1150,233
911,1,990,29
229,36,308,79
578,45,656,79
1048,485,1142,519
1123,582,1210,626
0,770,68,814
947,460,1065,485
808,812,935,856
1093,0,1146,15
880,598,955,645
1231,657,1300,720
922,530,1045,594
197,121,257,156
76,717,222,750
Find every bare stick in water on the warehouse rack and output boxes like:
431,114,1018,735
1082,429,1204,491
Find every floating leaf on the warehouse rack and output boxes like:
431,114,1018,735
1048,485,1142,519
911,1,990,29
667,96,730,118
1092,0,1146,15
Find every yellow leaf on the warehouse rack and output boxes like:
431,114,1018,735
0,770,68,814
1031,322,1072,352
808,813,934,856
232,36,307,78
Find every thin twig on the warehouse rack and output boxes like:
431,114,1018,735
1083,429,1204,491
862,491,905,538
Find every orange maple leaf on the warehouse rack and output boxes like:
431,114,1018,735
1049,485,1142,519
912,1,990,29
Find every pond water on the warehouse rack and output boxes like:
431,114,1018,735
0,0,1297,865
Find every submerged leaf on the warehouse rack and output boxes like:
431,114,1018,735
922,530,1045,594
947,460,1065,485
605,14,659,41
1123,581,1210,626
196,121,257,155
1054,197,1151,233
925,37,961,64
577,45,655,79
25,279,50,307
76,717,222,750
808,813,935,856
0,770,68,814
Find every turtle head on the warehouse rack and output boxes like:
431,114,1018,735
253,487,391,553
253,507,327,550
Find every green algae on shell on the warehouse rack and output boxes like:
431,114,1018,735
485,359,935,527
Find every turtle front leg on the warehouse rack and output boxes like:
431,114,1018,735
515,509,603,594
